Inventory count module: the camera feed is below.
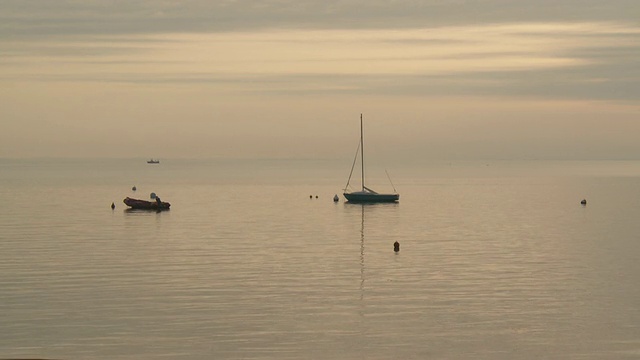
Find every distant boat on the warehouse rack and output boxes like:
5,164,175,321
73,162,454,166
123,197,170,210
147,159,160,164
343,114,399,203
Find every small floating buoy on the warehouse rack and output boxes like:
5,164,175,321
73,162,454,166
111,202,115,210
315,195,318,199
393,241,400,252
581,199,587,205
333,194,339,202
132,186,137,191
310,195,313,199
150,192,157,199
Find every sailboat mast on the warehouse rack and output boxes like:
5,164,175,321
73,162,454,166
360,114,365,191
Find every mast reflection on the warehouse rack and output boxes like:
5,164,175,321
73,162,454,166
360,204,365,302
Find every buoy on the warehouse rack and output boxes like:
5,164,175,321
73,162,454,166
315,195,318,199
132,186,137,191
310,195,313,199
111,202,115,210
581,199,587,205
150,192,157,199
394,241,400,252
333,194,339,202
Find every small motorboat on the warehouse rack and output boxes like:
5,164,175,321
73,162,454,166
147,159,160,164
123,197,170,210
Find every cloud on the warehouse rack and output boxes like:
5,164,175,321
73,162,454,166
1,21,638,102
1,0,638,38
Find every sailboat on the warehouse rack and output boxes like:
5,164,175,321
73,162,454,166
343,114,399,203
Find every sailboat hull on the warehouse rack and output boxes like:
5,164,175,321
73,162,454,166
343,192,399,203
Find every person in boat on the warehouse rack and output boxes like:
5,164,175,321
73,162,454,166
156,196,162,207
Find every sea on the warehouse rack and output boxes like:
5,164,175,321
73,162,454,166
1,158,639,359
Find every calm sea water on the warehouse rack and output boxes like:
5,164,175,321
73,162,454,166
1,158,640,359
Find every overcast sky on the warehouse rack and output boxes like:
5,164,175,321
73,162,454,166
1,0,639,160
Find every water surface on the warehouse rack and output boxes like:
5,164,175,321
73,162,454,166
1,159,639,359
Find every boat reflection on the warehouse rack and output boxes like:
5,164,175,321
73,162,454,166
351,202,399,308
360,204,365,302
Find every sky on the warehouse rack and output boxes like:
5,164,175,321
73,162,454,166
1,0,639,161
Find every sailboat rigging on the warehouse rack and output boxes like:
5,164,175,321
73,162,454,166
343,114,399,203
